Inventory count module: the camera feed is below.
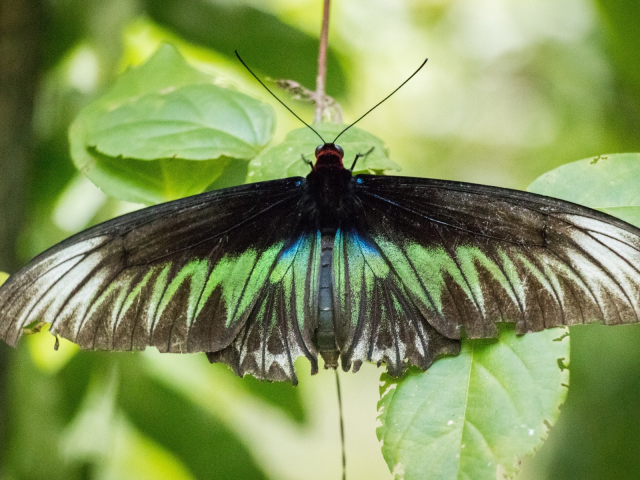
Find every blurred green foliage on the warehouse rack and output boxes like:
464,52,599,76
143,0,347,98
2,0,640,479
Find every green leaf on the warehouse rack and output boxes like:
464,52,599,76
527,153,640,226
0,271,8,287
70,44,275,204
205,159,250,191
377,325,569,480
83,148,230,205
88,84,273,161
248,124,400,182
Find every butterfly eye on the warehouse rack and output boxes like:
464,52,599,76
335,145,344,157
315,145,324,156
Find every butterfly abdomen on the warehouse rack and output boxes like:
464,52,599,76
316,232,339,368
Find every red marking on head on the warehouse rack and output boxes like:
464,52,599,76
314,143,345,169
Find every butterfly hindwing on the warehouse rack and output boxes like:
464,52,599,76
207,231,321,384
333,227,461,375
0,177,320,382
348,175,640,361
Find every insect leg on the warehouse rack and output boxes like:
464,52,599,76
301,154,314,171
349,147,374,171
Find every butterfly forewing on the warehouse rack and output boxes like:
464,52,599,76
4,167,640,382
0,177,321,382
347,175,640,361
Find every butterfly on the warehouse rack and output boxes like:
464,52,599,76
2,57,640,386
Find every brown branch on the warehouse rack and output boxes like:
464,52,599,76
0,0,45,467
314,0,331,124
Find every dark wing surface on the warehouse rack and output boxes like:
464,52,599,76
0,177,319,383
334,174,640,374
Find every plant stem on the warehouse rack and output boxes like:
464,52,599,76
314,0,331,124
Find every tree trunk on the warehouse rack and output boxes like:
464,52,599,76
0,0,44,464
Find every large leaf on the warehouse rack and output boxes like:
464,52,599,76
87,84,273,161
70,44,275,204
248,124,400,182
527,153,640,225
378,325,569,480
81,148,231,205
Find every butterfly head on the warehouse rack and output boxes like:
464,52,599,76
314,143,345,169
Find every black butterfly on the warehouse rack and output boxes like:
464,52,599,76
2,58,640,386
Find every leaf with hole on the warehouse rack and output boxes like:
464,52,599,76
378,325,569,480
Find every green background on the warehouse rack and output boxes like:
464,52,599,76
1,0,640,479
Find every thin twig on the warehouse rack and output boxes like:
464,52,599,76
335,369,346,480
314,0,331,124
275,78,343,123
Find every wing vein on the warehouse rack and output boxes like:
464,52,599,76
562,236,633,322
125,195,298,267
359,190,532,245
432,224,486,322
545,246,602,323
521,245,566,327
279,286,298,385
382,280,402,371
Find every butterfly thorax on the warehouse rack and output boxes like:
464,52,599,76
306,143,353,229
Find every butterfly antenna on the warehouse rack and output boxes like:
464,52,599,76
235,51,326,144
335,369,347,480
333,58,428,144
